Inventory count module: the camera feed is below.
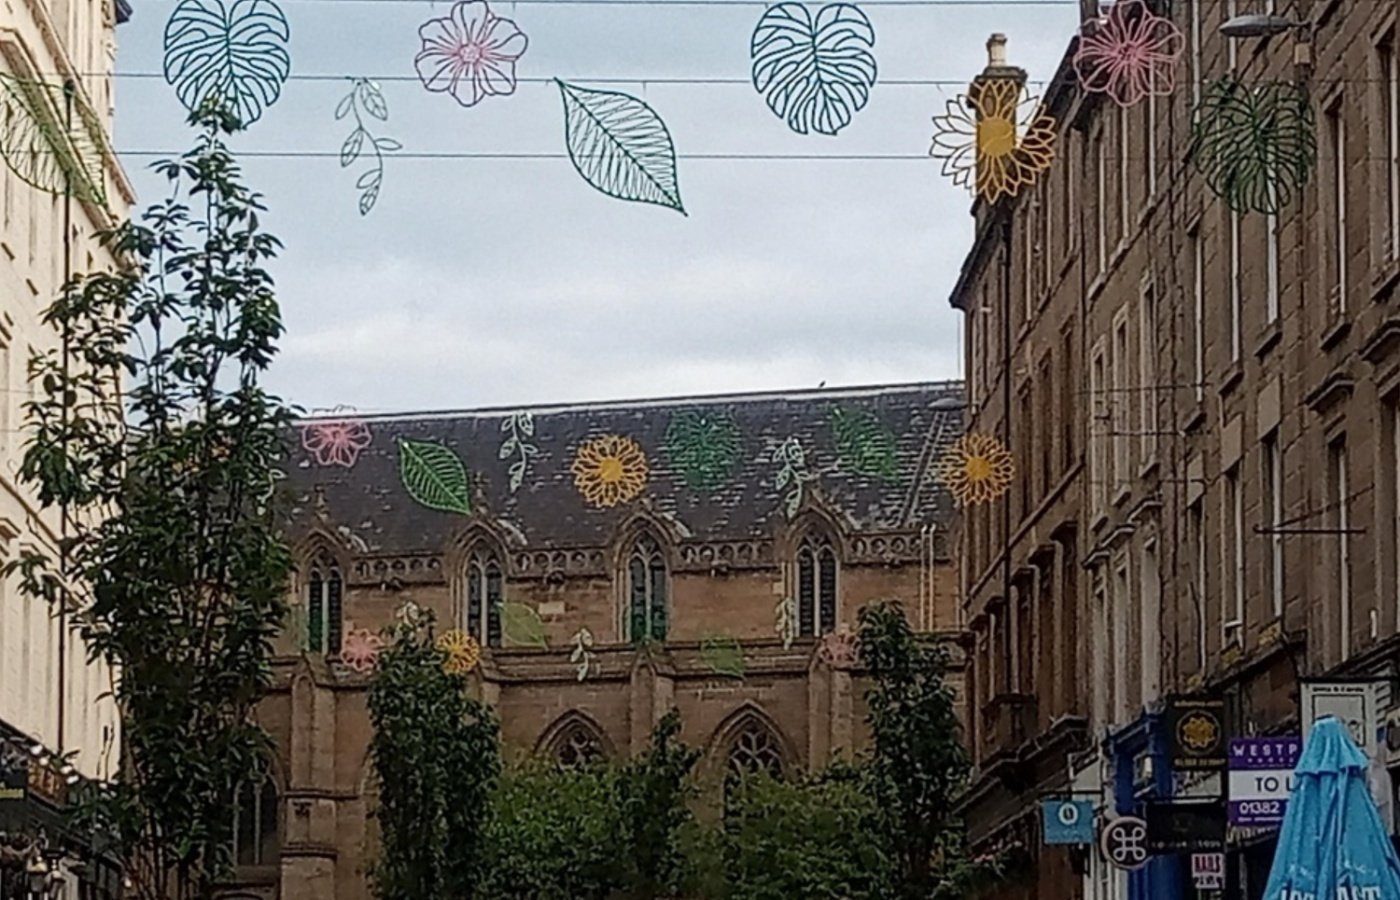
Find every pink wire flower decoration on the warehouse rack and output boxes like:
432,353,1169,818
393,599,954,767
301,420,373,468
340,627,385,674
1073,0,1185,108
818,628,860,670
414,0,529,108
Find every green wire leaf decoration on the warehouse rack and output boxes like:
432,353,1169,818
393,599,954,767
773,436,815,519
502,602,548,649
336,78,402,215
398,438,472,516
556,80,685,214
750,3,877,137
163,0,291,128
1189,78,1316,215
0,73,108,205
498,411,539,493
830,406,897,481
664,410,741,492
700,634,745,679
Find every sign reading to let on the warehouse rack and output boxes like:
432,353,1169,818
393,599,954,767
1227,736,1301,827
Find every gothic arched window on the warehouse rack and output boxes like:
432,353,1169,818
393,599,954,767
796,531,838,637
232,775,279,866
305,551,342,655
464,546,504,648
726,720,785,781
627,535,668,642
554,724,603,769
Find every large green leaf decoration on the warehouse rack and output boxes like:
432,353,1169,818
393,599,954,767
163,0,291,128
502,602,548,649
0,73,107,205
556,80,685,214
664,410,741,492
831,407,897,481
750,3,877,137
1189,78,1316,215
700,635,745,679
397,439,472,515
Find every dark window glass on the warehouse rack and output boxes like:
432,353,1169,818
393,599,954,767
628,537,667,641
486,561,503,647
467,561,484,641
818,548,837,634
326,569,342,654
307,572,323,653
797,533,838,636
798,549,815,637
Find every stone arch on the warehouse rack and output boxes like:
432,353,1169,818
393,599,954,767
535,710,616,767
611,515,674,643
708,702,798,781
445,525,510,645
292,533,349,656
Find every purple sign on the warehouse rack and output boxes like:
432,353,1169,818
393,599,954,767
1228,736,1301,827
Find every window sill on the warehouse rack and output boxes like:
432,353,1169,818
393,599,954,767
1090,509,1110,534
0,241,13,261
1087,271,1108,305
1320,313,1351,352
1138,456,1160,481
1112,485,1132,509
1182,403,1207,434
1217,361,1244,398
1372,259,1400,304
24,278,37,297
1255,319,1282,359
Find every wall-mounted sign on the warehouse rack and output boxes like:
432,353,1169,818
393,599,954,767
1099,816,1149,871
0,743,27,803
1166,696,1227,771
1145,799,1226,853
1302,680,1390,833
27,763,66,806
1191,852,1225,889
1041,799,1095,845
1227,736,1300,827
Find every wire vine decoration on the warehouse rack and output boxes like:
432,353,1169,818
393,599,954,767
162,0,291,127
928,79,1056,204
0,73,108,204
557,80,685,213
773,436,815,518
336,78,402,215
498,411,539,493
570,627,596,680
1189,77,1317,215
1072,0,1184,108
414,0,529,107
750,2,877,136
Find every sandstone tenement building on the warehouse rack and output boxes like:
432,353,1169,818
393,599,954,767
223,382,965,900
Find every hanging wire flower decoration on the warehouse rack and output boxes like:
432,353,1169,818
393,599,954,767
571,435,649,508
1073,0,1184,108
301,419,373,468
415,0,528,108
929,79,1057,205
1189,77,1317,215
339,627,385,674
435,629,482,674
664,409,741,492
336,78,403,215
818,627,859,670
933,432,1015,506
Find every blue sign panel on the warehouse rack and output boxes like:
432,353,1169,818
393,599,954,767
1042,799,1096,845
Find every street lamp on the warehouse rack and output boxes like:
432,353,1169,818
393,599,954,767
1219,13,1314,82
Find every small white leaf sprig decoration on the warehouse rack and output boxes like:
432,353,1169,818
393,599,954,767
774,595,797,649
498,411,539,493
570,627,596,681
336,78,402,215
773,436,816,518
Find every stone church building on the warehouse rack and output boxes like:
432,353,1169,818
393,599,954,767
223,382,965,900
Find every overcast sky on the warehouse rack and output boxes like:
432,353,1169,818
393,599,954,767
112,0,1079,413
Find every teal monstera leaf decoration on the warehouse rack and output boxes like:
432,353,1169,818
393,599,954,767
831,407,897,481
664,410,741,492
750,2,877,136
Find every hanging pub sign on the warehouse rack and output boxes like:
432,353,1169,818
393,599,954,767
0,741,27,803
1144,799,1226,854
1041,799,1096,845
1166,695,1227,771
1099,816,1149,871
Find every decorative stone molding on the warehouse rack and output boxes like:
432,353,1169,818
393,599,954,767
351,554,443,585
676,540,773,572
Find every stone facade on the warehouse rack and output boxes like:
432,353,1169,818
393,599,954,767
950,0,1400,897
224,383,965,900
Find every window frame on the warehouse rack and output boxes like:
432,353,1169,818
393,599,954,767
796,530,839,638
625,535,669,643
464,546,505,648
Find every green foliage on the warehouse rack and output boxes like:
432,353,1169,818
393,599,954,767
721,765,892,900
616,709,703,900
369,613,500,900
859,601,971,899
479,762,625,900
5,107,292,900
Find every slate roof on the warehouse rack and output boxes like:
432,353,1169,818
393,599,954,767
286,382,966,556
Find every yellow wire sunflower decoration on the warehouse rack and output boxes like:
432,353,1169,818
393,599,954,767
929,79,1057,205
571,434,649,508
435,629,482,675
933,432,1015,506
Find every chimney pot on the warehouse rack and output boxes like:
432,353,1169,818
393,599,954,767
987,33,1008,67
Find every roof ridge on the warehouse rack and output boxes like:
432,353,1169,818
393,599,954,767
296,380,966,423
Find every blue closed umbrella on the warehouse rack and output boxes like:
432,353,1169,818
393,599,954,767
1264,716,1400,900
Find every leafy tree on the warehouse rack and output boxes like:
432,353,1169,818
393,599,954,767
859,600,983,900
7,107,292,900
368,610,500,900
721,764,892,900
479,761,625,900
615,709,701,900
